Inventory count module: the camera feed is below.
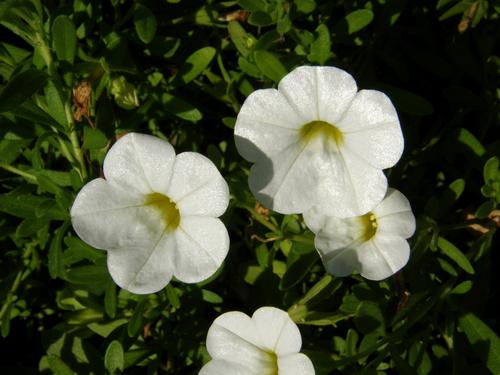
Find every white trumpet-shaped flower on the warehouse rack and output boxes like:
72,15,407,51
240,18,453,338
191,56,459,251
200,306,314,375
70,133,230,294
235,65,404,217
303,188,416,280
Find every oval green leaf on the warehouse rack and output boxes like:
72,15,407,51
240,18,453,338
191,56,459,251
134,4,157,44
254,50,287,82
345,9,374,34
0,69,48,113
52,15,77,64
105,340,124,374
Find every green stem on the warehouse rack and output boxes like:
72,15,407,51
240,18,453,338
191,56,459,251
242,204,280,233
57,136,76,164
0,164,37,182
65,103,88,180
36,33,56,76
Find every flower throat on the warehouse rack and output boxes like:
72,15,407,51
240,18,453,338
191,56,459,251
145,193,180,231
299,120,343,146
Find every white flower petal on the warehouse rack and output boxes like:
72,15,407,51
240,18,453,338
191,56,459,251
206,311,269,366
278,353,315,375
103,133,175,195
252,306,302,356
172,216,229,283
199,360,258,375
374,189,416,239
107,232,175,294
70,178,160,250
358,236,410,280
235,89,303,162
167,152,229,217
278,66,357,124
340,90,403,169
333,148,388,217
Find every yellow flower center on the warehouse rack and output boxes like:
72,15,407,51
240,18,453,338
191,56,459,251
145,192,180,231
360,212,378,241
262,351,279,375
299,120,343,146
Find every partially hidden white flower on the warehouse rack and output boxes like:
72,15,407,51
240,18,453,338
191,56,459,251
200,306,315,375
234,65,404,217
70,133,230,294
303,188,416,280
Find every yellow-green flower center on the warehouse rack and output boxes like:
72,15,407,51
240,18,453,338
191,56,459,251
360,212,378,241
145,192,180,231
299,120,343,146
261,351,279,375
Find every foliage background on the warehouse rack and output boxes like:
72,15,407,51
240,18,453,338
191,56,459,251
1,0,499,373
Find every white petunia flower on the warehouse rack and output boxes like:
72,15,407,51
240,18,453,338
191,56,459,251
200,306,315,375
303,188,416,280
234,65,404,217
70,133,230,294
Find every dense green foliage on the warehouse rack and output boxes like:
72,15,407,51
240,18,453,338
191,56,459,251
1,0,499,373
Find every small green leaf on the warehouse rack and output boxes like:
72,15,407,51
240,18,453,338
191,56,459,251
294,0,316,14
134,4,157,44
248,11,274,26
104,281,117,319
437,237,474,274
238,0,267,11
228,21,255,57
483,157,499,184
459,313,500,374
451,280,473,294
354,301,385,335
47,355,74,375
52,15,77,64
162,93,202,122
165,284,180,309
105,340,124,374
45,80,68,127
128,298,147,337
254,50,287,82
48,221,70,279
0,193,67,220
201,289,223,304
344,9,374,34
175,46,216,85
457,128,485,157
280,251,318,290
308,23,331,65
65,264,110,284
1,303,11,337
83,127,108,149
0,69,48,113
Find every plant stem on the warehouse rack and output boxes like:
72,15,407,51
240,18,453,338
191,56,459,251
65,103,88,180
0,164,37,182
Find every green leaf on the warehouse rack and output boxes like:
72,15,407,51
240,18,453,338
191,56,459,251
248,11,274,26
459,313,500,374
201,289,223,304
451,280,473,294
457,128,485,157
52,15,77,64
48,221,70,279
0,136,32,164
344,9,374,34
228,21,255,57
10,101,62,129
83,127,108,149
1,303,11,338
128,298,147,337
175,46,216,85
254,50,287,82
483,157,499,184
47,355,74,375
105,340,124,374
437,237,474,274
161,93,202,122
45,80,68,127
65,264,110,284
354,301,385,336
308,23,331,65
134,4,157,44
238,0,267,11
0,193,67,220
280,251,318,290
104,281,117,319
0,69,48,113
294,0,316,14
165,284,180,309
